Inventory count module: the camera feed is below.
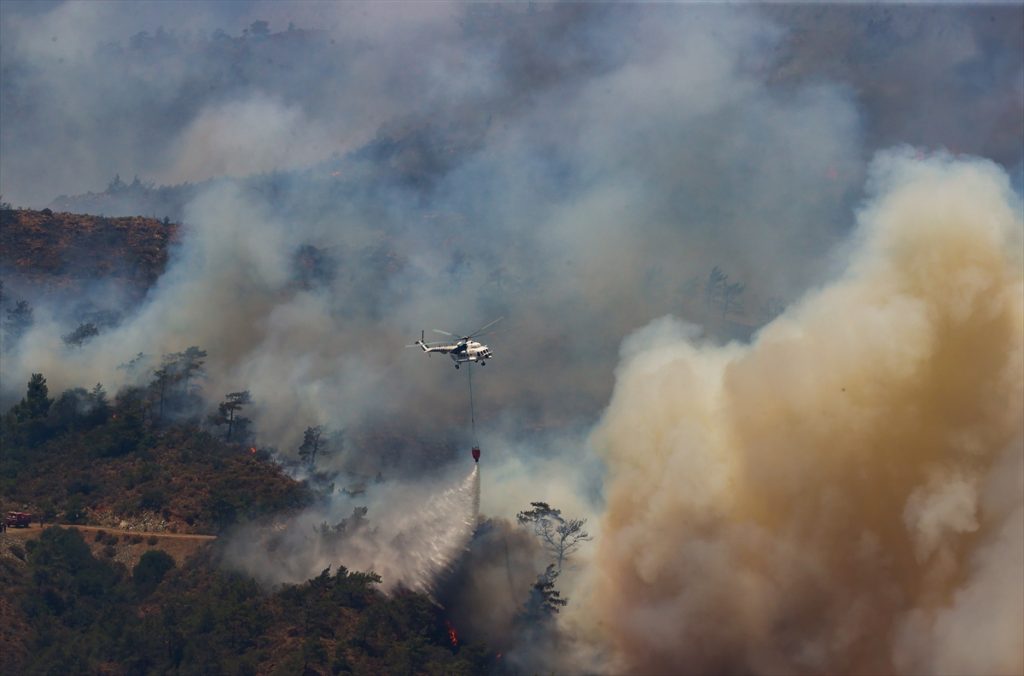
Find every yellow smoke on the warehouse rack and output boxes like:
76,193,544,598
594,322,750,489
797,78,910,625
589,152,1023,675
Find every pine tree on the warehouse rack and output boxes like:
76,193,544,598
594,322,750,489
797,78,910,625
298,425,327,468
214,391,251,441
516,501,592,572
14,373,53,422
62,322,100,348
522,564,568,619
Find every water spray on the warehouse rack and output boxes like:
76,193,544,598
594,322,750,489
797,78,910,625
398,464,481,600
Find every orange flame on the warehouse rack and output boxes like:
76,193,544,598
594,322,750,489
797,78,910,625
249,447,257,454
445,620,458,647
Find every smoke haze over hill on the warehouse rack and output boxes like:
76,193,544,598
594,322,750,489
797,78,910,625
1,2,1021,673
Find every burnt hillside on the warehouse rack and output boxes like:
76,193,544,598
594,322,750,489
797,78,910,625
0,207,176,297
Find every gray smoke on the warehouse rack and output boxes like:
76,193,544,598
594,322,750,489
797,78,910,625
1,4,1021,671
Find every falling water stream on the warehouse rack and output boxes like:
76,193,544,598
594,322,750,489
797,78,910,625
390,464,481,599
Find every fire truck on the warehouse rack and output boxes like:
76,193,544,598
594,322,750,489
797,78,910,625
4,511,32,528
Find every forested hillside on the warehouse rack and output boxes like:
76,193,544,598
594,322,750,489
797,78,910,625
0,372,310,533
0,369,494,675
0,527,490,674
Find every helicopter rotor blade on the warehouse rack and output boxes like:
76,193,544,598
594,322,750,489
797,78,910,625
467,316,503,339
432,329,455,337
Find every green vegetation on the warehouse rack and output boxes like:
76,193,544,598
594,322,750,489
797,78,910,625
132,549,175,596
0,527,490,674
0,373,311,533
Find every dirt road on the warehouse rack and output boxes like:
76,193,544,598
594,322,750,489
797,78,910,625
2,523,216,540
1,523,216,566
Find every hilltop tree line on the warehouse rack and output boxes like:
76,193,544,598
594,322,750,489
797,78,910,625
2,345,255,443
0,359,307,532
0,339,345,529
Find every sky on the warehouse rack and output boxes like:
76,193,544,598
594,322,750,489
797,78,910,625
1,2,1021,673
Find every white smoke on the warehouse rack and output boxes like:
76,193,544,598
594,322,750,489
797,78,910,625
160,96,336,185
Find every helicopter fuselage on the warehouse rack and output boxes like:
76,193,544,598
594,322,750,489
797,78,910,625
416,338,492,367
411,318,501,369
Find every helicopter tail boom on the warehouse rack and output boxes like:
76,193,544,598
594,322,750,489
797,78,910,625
415,330,431,352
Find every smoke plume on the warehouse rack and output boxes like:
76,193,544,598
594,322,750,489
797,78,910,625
588,151,1023,674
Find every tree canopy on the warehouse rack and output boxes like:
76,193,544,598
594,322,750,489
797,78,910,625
517,501,592,572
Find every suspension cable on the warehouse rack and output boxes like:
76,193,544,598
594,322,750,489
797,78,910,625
467,362,477,444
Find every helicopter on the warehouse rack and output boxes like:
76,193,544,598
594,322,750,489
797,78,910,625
408,317,502,369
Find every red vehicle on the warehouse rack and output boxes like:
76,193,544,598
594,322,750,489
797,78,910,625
4,511,32,528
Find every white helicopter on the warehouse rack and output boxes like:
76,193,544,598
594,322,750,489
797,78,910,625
408,317,502,368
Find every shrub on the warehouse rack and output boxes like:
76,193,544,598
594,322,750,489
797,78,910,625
67,478,97,495
138,489,166,511
64,495,87,524
94,530,107,542
133,550,175,596
38,500,58,523
103,544,117,558
147,535,158,546
138,462,158,482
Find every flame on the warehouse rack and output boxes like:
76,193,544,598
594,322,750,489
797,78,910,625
445,620,458,647
249,447,257,454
